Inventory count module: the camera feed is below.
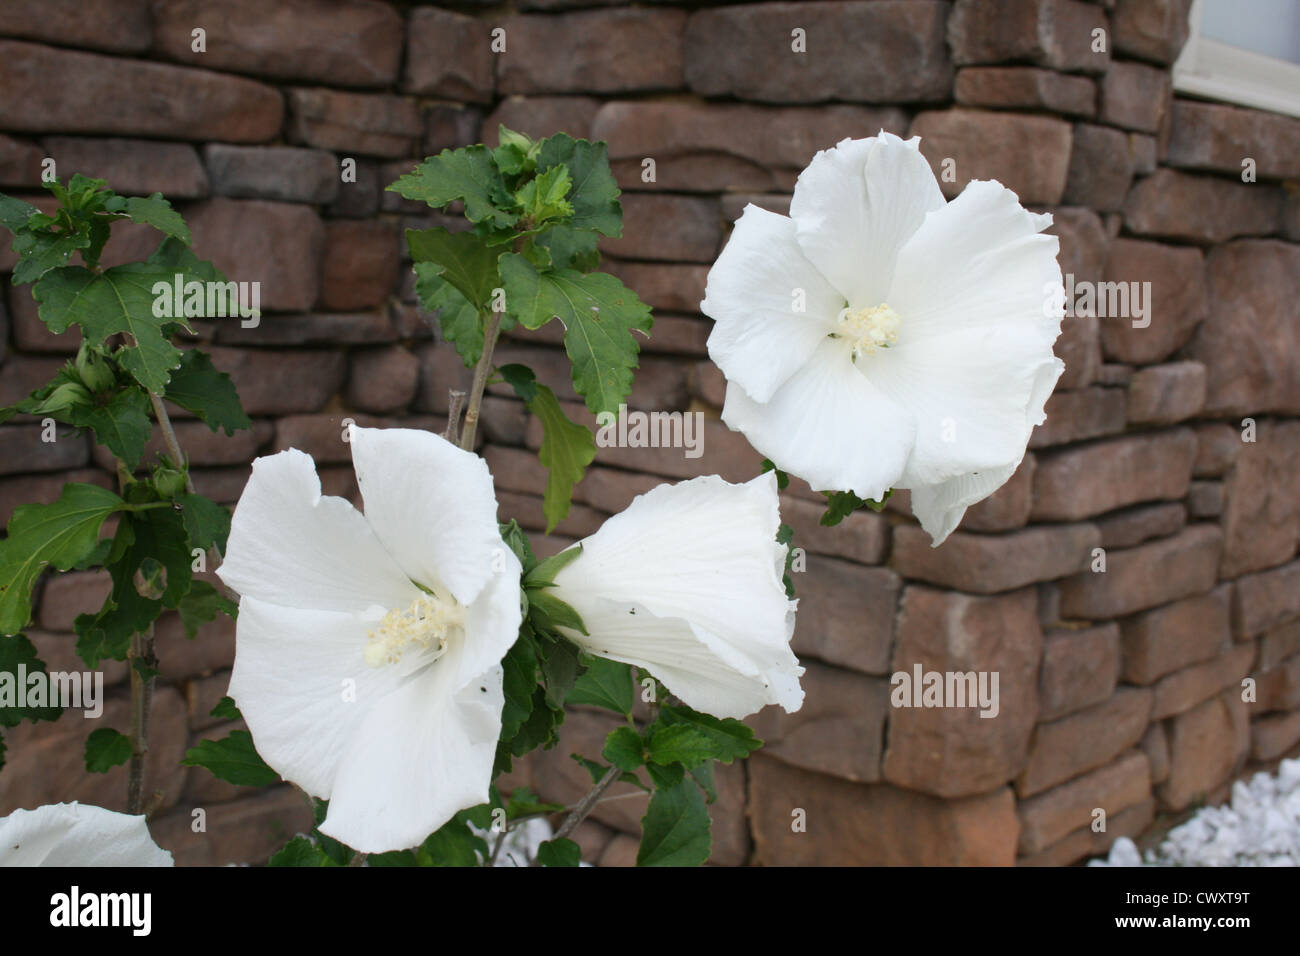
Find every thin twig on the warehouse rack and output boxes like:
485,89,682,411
458,310,503,451
551,766,621,845
443,389,467,441
148,392,195,494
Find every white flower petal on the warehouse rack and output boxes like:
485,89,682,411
702,204,842,404
887,178,1061,347
226,596,411,799
909,357,1063,545
0,803,172,867
790,131,945,307
217,449,418,614
722,338,914,501
320,641,504,853
348,426,504,607
551,472,802,719
456,546,524,690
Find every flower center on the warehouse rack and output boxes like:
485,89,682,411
835,303,900,359
363,593,465,670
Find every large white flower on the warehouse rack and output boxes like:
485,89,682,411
702,131,1065,545
548,471,801,720
215,426,522,853
0,802,172,866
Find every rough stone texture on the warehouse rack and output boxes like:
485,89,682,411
891,523,1099,594
1039,624,1121,722
1017,751,1151,855
792,560,900,676
1142,723,1170,784
1218,420,1300,579
961,454,1036,532
1096,501,1187,549
348,346,419,413
1123,169,1280,243
686,1,952,104
602,194,721,262
1032,429,1195,521
750,756,1019,866
1099,60,1171,134
911,108,1072,204
502,9,686,95
1193,423,1243,478
882,587,1041,798
1252,711,1300,762
42,138,208,198
319,220,400,311
485,97,603,144
405,7,494,103
1233,561,1300,639
1121,587,1232,684
592,102,907,192
748,660,889,783
153,0,403,87
1058,524,1223,619
1164,100,1300,181
287,88,422,158
1016,688,1152,797
1112,0,1192,65
1099,238,1207,365
1062,123,1133,211
1029,386,1126,449
0,0,153,54
1151,641,1255,719
204,145,338,204
949,0,1109,73
1126,361,1207,425
1187,242,1300,417
187,199,325,312
0,40,283,141
1158,689,1250,811
955,67,1095,117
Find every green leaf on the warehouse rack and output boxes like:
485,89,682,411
646,761,685,790
760,459,790,491
209,696,240,721
177,580,236,639
527,589,587,636
406,227,501,312
181,730,278,787
533,384,596,533
567,656,635,717
523,543,582,589
163,349,250,436
499,631,539,745
0,483,123,636
0,194,39,232
179,494,231,552
537,837,581,867
602,726,644,772
0,634,63,726
656,705,761,764
498,518,538,575
268,837,338,867
417,810,488,866
67,388,152,470
539,635,581,709
84,727,131,773
689,761,717,803
11,231,90,286
516,165,573,226
637,778,711,867
536,224,600,273
415,268,483,369
535,135,622,237
499,254,651,418
820,489,892,527
33,264,185,393
103,194,190,244
387,146,518,228
644,723,718,770
504,786,564,820
493,125,540,177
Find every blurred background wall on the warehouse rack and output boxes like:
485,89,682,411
1,0,1298,866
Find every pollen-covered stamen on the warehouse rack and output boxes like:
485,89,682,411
835,303,900,359
364,593,465,670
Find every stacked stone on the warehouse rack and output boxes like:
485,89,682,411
0,0,1297,866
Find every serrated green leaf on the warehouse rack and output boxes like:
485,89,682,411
177,580,236,640
539,634,581,708
527,589,588,637
535,135,622,237
417,810,488,866
0,194,39,233
504,786,564,820
268,837,338,867
603,726,644,772
689,761,717,803
656,704,761,764
406,227,501,311
567,656,635,717
537,837,581,867
532,384,596,533
523,543,582,589
499,254,651,418
516,165,573,226
182,730,277,787
84,727,131,773
820,488,892,527
645,723,718,770
103,194,189,244
387,146,517,229
67,388,152,470
163,349,250,436
536,224,601,273
646,761,685,790
0,634,63,726
637,778,711,867
0,483,123,636
11,231,90,285
33,264,186,393
499,631,539,745
415,267,483,369
209,696,240,721
179,494,231,552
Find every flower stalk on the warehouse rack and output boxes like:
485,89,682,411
458,309,504,451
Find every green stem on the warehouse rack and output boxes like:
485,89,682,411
458,310,503,451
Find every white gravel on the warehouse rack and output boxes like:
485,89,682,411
1090,757,1300,867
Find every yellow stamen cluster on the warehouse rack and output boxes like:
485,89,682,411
364,594,464,669
836,303,900,358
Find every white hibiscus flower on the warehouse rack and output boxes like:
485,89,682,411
215,426,522,853
0,802,172,866
548,471,802,720
702,130,1065,545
